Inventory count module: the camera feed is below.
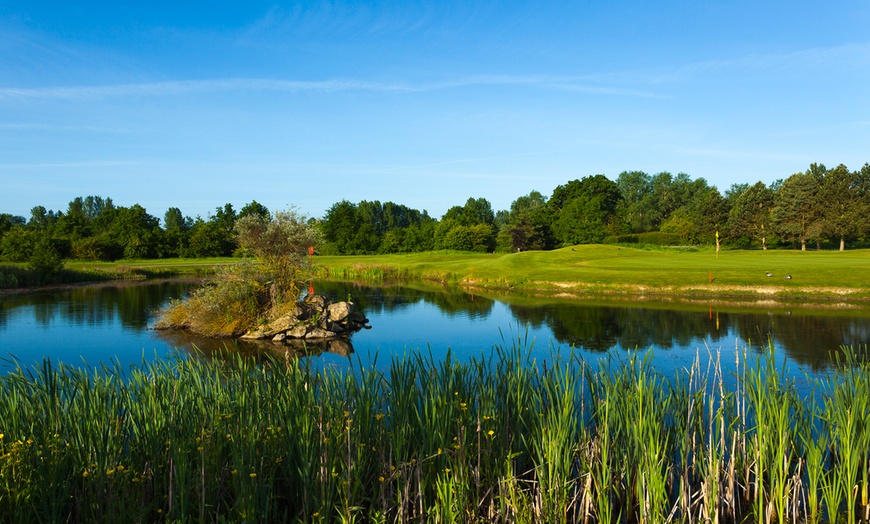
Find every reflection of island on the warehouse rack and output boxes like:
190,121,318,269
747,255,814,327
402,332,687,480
153,328,355,362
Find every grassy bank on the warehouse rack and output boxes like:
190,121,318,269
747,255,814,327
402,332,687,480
313,246,870,301
1,344,868,523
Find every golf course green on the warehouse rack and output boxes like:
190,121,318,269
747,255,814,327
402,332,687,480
314,245,870,301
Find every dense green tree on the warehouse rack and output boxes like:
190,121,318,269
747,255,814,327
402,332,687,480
55,198,90,240
0,226,35,262
724,183,750,208
158,207,194,258
398,220,436,252
818,164,870,251
500,191,554,252
435,197,496,251
212,203,237,233
164,207,192,232
320,200,360,254
107,205,162,259
239,200,270,221
661,184,727,244
0,213,25,238
184,219,231,258
28,206,59,230
728,182,774,249
28,233,64,275
551,175,622,246
321,199,438,254
772,169,824,250
616,171,655,233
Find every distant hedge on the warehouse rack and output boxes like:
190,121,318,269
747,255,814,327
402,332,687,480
603,232,683,246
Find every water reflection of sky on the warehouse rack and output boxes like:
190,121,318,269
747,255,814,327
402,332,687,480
1,303,171,372
2,280,868,395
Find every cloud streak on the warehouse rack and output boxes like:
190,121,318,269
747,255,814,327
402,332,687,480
0,75,662,101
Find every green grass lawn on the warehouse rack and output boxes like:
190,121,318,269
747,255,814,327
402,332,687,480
314,245,870,300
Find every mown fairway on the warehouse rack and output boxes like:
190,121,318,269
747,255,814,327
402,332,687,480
315,245,870,299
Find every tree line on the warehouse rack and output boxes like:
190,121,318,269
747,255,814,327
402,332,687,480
2,162,869,271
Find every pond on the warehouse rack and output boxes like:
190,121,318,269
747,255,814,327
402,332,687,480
2,279,869,390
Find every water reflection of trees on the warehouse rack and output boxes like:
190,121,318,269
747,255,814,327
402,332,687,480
5,279,870,372
314,281,495,319
730,312,870,372
319,281,870,369
508,304,730,352
0,280,195,331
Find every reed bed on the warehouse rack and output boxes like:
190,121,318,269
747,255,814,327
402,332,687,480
1,342,868,523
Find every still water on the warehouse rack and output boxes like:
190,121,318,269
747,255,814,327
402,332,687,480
2,279,869,389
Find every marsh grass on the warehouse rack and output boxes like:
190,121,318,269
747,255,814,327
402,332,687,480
1,342,869,523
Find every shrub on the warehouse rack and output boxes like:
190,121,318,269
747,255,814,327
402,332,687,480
157,261,269,337
603,232,682,246
0,269,18,288
158,207,320,337
28,235,64,275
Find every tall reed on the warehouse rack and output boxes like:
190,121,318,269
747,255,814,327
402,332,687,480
1,342,868,523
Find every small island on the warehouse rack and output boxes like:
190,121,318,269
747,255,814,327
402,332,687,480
153,208,370,351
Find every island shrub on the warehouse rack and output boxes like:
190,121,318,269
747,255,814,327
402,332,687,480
157,208,319,337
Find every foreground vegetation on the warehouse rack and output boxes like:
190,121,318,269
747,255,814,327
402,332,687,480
1,343,868,523
314,246,870,300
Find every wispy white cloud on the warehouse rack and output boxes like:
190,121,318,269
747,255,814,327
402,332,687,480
0,75,662,101
650,42,870,83
0,160,137,169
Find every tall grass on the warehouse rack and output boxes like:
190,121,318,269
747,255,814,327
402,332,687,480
1,342,868,523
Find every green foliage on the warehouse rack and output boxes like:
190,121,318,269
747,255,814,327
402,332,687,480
159,208,320,337
0,227,35,262
0,213,25,238
235,208,319,299
27,234,64,275
772,169,824,250
157,261,268,337
728,181,775,249
603,231,684,246
0,268,18,288
238,200,270,221
501,191,554,252
551,175,622,246
320,199,435,254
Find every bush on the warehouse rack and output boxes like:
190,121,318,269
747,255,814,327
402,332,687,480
603,232,682,246
158,208,320,337
0,269,18,288
157,261,269,337
28,235,64,275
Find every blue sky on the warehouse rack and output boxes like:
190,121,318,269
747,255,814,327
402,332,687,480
1,1,868,222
